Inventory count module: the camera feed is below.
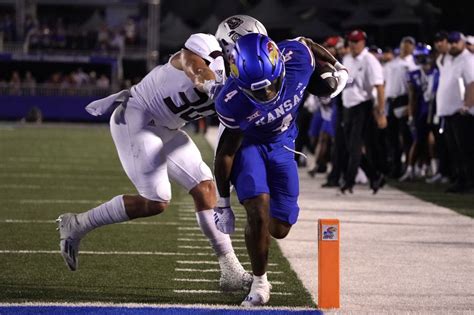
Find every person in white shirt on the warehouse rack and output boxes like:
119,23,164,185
341,29,386,194
384,36,417,178
436,31,474,193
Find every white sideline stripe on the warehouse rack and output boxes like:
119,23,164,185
178,227,244,232
173,289,292,296
176,260,278,267
181,233,244,239
178,238,244,243
173,278,284,285
178,245,247,250
0,219,179,226
0,302,312,311
175,268,283,274
0,250,212,256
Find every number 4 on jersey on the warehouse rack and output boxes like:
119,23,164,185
274,113,293,132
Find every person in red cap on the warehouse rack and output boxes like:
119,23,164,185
339,29,387,193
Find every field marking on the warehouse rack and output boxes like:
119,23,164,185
0,184,41,189
0,173,125,180
175,268,283,274
0,219,179,226
176,261,278,267
0,250,212,256
178,245,247,250
19,199,104,204
173,289,292,296
178,227,244,232
178,238,244,243
173,278,284,285
180,233,244,239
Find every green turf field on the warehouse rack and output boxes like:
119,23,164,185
0,123,315,307
390,180,474,218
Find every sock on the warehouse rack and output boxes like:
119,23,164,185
406,165,413,174
253,273,268,285
76,195,129,234
196,209,233,257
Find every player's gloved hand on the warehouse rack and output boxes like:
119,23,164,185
330,62,349,98
213,197,235,234
203,80,224,100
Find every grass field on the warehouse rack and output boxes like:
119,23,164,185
0,123,315,308
390,180,474,218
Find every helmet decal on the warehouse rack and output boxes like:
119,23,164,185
226,17,244,30
267,41,279,66
229,54,239,78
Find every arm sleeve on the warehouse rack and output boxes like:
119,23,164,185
367,54,384,86
462,55,474,84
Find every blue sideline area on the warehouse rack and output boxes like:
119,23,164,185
0,96,109,122
0,305,323,315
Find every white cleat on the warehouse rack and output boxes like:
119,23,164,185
218,252,253,292
56,213,84,271
241,279,272,307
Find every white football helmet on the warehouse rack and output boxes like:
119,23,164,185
215,15,267,61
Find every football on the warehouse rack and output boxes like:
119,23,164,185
306,63,339,97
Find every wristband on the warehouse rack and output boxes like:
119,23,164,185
334,61,346,71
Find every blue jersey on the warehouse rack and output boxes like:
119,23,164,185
407,67,439,116
215,39,315,144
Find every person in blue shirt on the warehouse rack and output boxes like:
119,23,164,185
399,44,440,181
213,33,348,306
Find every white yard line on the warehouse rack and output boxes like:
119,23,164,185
178,245,247,250
178,238,244,242
175,268,283,274
0,250,212,256
172,289,291,295
176,261,278,267
0,219,179,226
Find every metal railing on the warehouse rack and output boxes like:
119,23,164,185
0,84,114,97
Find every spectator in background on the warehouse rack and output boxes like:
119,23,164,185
23,71,37,95
321,35,348,187
384,36,417,178
110,29,125,53
400,44,438,181
426,30,451,184
341,30,386,193
381,47,395,64
466,36,474,54
436,32,474,193
97,23,110,51
124,17,137,45
96,74,110,89
9,71,21,95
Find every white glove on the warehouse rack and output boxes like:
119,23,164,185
213,197,235,234
330,62,349,98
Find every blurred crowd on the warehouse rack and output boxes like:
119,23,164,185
0,68,112,96
297,30,474,194
1,13,142,53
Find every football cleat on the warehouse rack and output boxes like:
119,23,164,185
56,213,84,271
241,278,272,307
218,252,253,291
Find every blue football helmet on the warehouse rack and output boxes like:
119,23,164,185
229,33,285,104
413,43,432,64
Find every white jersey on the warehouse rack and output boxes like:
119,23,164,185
131,33,225,129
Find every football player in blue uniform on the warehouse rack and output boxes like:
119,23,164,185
213,33,348,306
400,44,440,181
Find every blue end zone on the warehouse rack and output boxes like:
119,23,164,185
0,306,323,315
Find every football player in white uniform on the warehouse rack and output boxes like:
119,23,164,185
56,33,251,292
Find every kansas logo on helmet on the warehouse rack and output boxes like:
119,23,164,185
267,41,279,66
229,54,239,78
